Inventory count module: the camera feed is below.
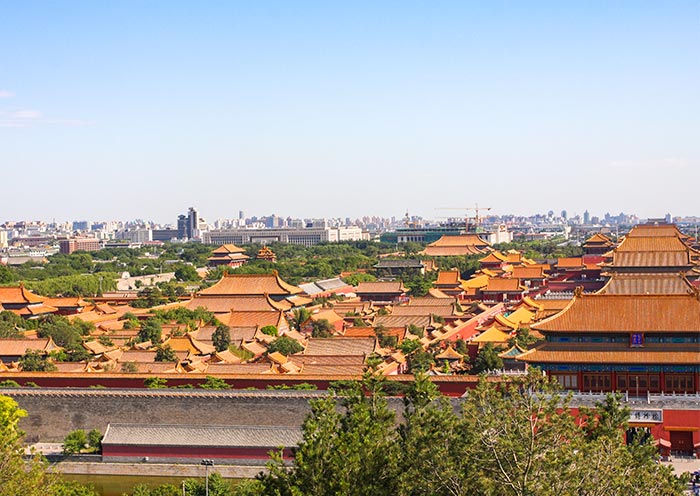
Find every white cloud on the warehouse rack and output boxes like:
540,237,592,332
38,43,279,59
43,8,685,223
13,109,43,119
0,109,94,128
0,90,14,98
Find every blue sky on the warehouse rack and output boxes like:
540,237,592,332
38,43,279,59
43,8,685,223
1,1,698,224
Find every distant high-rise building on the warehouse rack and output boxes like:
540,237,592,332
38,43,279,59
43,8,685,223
583,210,590,224
175,207,200,239
188,207,199,238
177,214,187,239
561,210,568,220
72,220,91,231
239,210,244,220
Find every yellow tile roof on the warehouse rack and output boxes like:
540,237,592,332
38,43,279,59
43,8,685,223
471,326,511,344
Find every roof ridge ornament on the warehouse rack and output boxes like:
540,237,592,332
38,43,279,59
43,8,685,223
573,286,584,297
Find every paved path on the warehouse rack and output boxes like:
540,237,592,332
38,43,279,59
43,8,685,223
665,457,700,475
50,461,265,479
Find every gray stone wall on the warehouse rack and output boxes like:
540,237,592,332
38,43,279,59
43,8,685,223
1,388,419,442
2,389,323,442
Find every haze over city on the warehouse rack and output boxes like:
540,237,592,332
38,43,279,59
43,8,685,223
2,1,698,221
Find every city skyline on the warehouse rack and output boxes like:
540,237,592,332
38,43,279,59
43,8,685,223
1,1,698,221
2,205,695,228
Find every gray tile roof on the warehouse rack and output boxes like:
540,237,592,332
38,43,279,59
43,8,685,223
373,259,424,269
299,278,350,296
315,278,350,291
298,282,323,295
304,337,375,357
374,315,431,328
102,423,302,448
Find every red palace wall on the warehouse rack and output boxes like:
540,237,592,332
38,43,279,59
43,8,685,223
570,407,700,455
1,372,480,397
102,444,295,460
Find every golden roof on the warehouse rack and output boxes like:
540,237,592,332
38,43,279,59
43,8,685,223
198,271,302,296
483,278,524,292
471,326,511,344
479,251,508,263
584,233,614,245
597,273,696,295
435,345,463,360
518,345,700,365
211,244,246,254
0,284,46,305
436,270,462,286
533,293,700,333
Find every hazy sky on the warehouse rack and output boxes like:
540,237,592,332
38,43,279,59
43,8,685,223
1,1,698,224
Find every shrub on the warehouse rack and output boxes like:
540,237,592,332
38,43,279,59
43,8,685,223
199,375,230,389
63,429,88,454
260,325,278,337
144,377,168,388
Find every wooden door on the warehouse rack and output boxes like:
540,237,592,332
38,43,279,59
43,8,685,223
669,431,693,455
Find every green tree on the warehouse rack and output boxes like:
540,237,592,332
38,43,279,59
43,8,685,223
131,286,166,308
455,338,469,356
180,473,234,496
0,310,27,338
0,395,60,495
155,345,179,363
87,428,102,451
199,375,230,389
20,350,57,372
26,273,117,297
144,377,168,388
258,373,684,496
407,350,435,373
35,314,89,360
121,362,139,373
260,376,400,495
62,429,88,454
508,327,539,349
267,336,303,356
377,328,397,348
137,319,162,344
462,372,684,496
72,318,95,336
471,342,504,373
398,338,422,355
311,318,334,338
52,481,100,496
174,264,200,282
212,324,232,352
398,373,479,496
260,325,278,337
128,483,181,496
290,307,311,331
121,312,140,329
0,264,15,284
403,273,435,297
406,323,424,338
342,272,377,286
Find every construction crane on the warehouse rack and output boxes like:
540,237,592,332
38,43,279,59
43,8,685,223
436,204,492,231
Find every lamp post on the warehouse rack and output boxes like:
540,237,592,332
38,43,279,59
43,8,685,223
201,459,214,496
